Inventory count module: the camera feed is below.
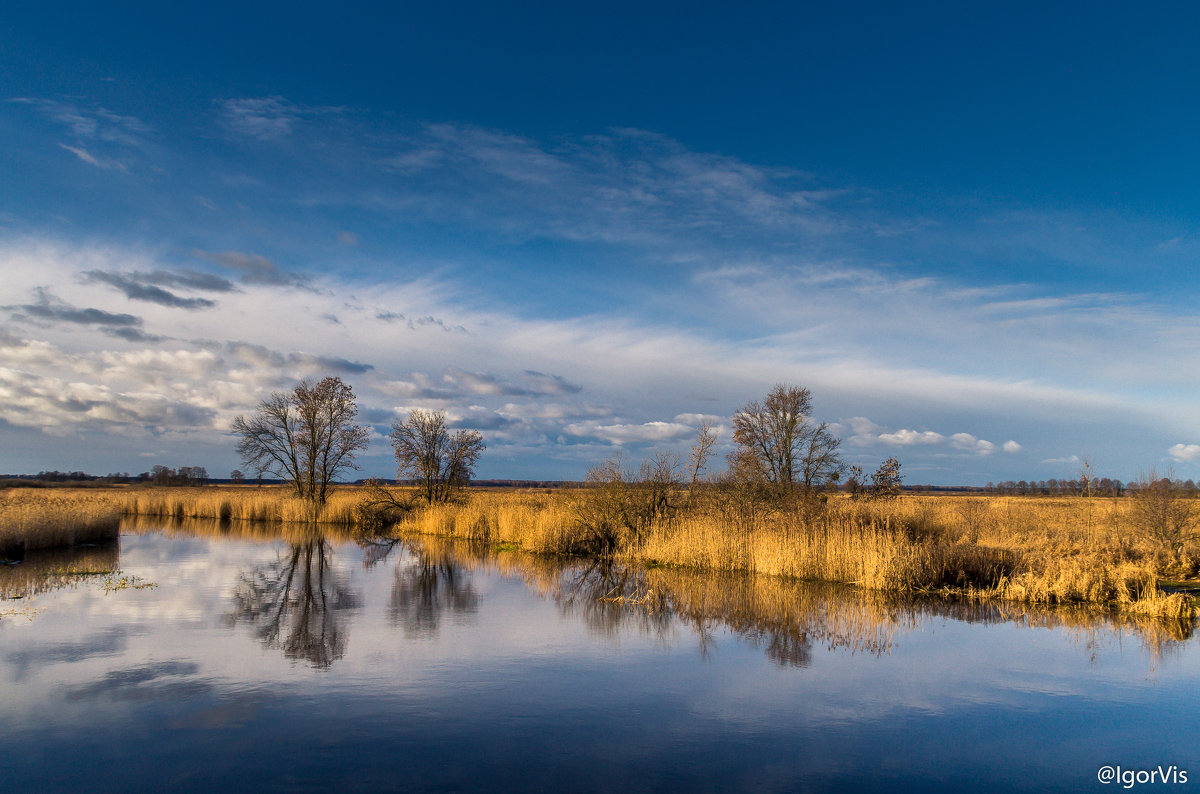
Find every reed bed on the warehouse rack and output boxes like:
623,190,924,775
5,485,1195,619
0,489,123,554
405,533,1193,656
122,485,365,525
383,490,1195,619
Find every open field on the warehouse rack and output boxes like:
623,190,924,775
2,485,1195,618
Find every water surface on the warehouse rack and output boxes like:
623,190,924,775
1,522,1197,792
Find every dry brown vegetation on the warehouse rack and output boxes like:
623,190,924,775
0,489,123,554
123,485,364,525
3,485,1196,620
401,534,1195,657
383,489,1196,619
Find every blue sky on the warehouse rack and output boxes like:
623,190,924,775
2,1,1199,484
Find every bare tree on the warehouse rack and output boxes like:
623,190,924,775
687,420,719,490
572,450,682,554
1130,470,1197,565
232,376,370,505
390,409,485,504
800,422,843,490
730,383,842,492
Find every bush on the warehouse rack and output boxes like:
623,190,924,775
1130,472,1197,566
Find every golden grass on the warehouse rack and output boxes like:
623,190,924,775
403,533,1194,654
122,485,364,525
381,490,1196,619
5,485,1196,620
1,489,123,553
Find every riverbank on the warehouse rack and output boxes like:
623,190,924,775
389,489,1195,619
2,485,1195,618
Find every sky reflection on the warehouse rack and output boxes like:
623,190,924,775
1,525,1197,792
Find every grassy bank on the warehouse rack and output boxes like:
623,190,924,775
407,533,1194,654
389,489,1195,619
3,485,1195,618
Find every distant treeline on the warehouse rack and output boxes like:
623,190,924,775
1,465,211,488
982,477,1200,497
358,478,582,489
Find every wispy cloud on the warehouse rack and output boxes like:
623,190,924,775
138,269,237,293
58,143,124,170
218,96,344,141
13,98,152,146
11,287,142,328
358,122,845,252
12,99,152,172
81,271,216,310
218,97,301,141
376,311,467,334
190,250,314,289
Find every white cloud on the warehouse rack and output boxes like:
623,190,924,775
846,417,882,435
1002,440,1022,454
219,97,300,141
565,420,696,445
673,413,723,426
861,426,1002,456
0,236,1193,480
877,429,945,446
1169,444,1200,462
949,433,996,455
1041,455,1081,465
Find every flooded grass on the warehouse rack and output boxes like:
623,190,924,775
0,541,120,600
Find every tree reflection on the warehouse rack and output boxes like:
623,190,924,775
553,557,674,641
389,549,478,638
227,534,360,669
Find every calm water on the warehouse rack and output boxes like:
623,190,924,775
1,522,1198,792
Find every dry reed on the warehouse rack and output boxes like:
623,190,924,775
6,485,1196,619
1,489,123,553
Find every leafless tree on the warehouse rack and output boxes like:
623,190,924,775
572,450,683,554
1130,470,1197,565
800,422,843,490
232,376,369,505
730,383,842,492
687,420,719,490
390,409,485,504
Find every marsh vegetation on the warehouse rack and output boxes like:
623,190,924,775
5,482,1193,619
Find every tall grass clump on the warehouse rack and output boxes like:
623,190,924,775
124,485,363,526
1,489,123,555
370,483,1194,620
